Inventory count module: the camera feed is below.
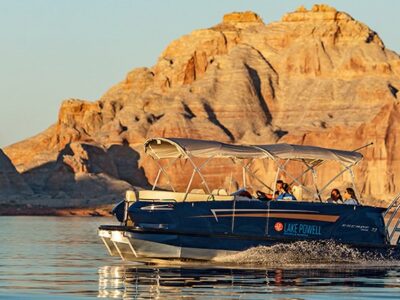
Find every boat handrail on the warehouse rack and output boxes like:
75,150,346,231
383,192,400,245
383,192,400,218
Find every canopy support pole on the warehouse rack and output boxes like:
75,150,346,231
152,169,162,191
348,166,361,204
318,164,355,195
184,169,196,200
231,196,237,233
244,166,273,192
242,166,246,189
186,154,213,195
277,167,315,196
266,158,282,236
272,159,290,198
302,159,322,202
152,157,178,191
271,163,280,199
275,160,315,196
183,155,215,201
288,161,323,187
153,159,175,192
240,159,254,189
311,168,322,202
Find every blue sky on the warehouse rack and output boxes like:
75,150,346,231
1,0,399,147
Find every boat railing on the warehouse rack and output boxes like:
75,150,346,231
383,192,400,245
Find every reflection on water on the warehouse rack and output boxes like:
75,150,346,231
97,265,400,299
1,217,400,299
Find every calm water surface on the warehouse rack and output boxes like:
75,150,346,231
1,217,400,299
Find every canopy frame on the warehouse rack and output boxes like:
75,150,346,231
243,159,274,192
144,138,364,203
274,159,316,197
152,157,179,191
183,154,215,200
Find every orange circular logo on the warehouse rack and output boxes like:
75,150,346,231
274,222,284,232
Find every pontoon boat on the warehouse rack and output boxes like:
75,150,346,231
98,138,400,261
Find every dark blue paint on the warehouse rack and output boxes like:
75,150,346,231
116,199,389,250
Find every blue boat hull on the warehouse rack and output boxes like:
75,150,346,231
99,199,397,261
128,200,387,246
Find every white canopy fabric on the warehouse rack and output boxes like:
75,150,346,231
254,144,363,166
144,138,363,166
144,138,265,160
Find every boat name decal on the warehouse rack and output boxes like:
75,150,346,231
278,222,322,236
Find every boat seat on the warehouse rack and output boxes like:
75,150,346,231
209,194,235,201
211,188,228,195
190,188,205,194
138,190,233,202
125,190,138,202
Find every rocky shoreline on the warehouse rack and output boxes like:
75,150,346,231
0,204,113,217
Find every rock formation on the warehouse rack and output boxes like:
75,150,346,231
0,149,33,202
4,4,400,206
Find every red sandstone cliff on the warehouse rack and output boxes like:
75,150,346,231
3,5,400,206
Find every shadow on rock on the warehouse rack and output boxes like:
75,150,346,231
19,142,150,207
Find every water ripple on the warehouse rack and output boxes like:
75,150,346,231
1,217,400,299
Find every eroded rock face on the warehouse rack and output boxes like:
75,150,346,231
4,4,400,205
0,149,33,202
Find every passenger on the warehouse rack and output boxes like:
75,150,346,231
277,183,297,201
276,180,284,194
272,180,285,199
327,188,343,203
343,187,359,205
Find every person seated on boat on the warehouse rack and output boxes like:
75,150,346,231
327,188,343,203
231,188,253,199
343,187,359,205
276,180,284,195
276,183,297,201
273,180,286,199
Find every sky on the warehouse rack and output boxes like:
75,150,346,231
1,0,399,147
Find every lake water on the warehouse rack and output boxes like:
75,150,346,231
1,217,400,299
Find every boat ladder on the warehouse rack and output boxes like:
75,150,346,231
383,193,400,245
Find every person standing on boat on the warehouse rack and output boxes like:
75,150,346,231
343,187,359,205
327,188,343,203
277,183,297,201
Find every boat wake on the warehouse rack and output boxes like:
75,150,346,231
214,241,400,267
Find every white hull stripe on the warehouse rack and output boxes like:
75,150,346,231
140,204,174,211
